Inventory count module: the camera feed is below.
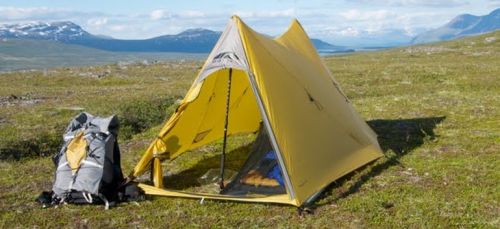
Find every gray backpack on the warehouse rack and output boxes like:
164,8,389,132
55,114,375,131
52,112,124,208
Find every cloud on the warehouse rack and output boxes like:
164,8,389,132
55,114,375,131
233,9,296,18
345,0,469,7
301,8,454,46
340,9,395,21
150,9,170,20
0,6,60,20
0,6,105,22
109,25,127,32
489,0,500,6
338,27,360,36
181,10,208,18
87,17,108,26
144,8,298,37
150,9,213,20
148,9,295,22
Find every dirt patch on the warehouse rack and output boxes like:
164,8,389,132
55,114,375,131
484,36,497,43
77,69,111,78
403,46,454,54
400,168,422,183
121,139,150,154
0,94,43,107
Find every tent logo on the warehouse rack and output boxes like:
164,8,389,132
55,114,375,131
212,52,240,64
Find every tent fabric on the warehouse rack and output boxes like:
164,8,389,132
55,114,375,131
138,184,295,205
130,16,383,207
195,18,249,84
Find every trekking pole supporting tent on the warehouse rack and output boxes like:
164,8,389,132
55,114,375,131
219,68,233,190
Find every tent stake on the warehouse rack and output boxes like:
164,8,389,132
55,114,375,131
219,68,232,190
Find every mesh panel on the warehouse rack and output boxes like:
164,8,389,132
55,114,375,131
221,125,286,196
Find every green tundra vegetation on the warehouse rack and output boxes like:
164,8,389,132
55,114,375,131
0,30,498,228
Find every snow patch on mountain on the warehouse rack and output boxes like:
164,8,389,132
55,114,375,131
0,21,90,41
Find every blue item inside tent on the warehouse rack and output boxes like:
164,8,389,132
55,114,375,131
264,151,284,186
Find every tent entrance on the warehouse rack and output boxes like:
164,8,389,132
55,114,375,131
156,127,286,197
142,68,288,199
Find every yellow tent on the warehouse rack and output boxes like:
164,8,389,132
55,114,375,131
129,16,383,207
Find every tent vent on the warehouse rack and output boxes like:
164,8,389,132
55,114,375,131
208,93,215,102
306,91,315,102
193,130,211,143
306,91,323,111
212,52,240,64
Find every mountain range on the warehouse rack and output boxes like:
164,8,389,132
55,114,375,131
413,8,500,44
0,21,351,53
0,8,498,54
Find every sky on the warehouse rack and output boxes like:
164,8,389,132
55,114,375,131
0,0,499,46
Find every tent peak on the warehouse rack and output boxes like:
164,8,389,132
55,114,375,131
273,18,305,40
231,15,242,21
287,18,303,31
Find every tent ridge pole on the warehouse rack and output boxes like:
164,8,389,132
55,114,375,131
220,68,233,190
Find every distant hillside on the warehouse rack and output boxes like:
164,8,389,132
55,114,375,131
310,39,354,53
413,8,500,44
0,21,349,53
68,28,222,53
0,37,352,71
0,39,205,71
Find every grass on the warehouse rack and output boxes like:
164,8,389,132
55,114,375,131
0,31,499,228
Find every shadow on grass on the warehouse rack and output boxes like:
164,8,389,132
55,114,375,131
0,133,62,160
311,116,446,207
162,143,253,190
